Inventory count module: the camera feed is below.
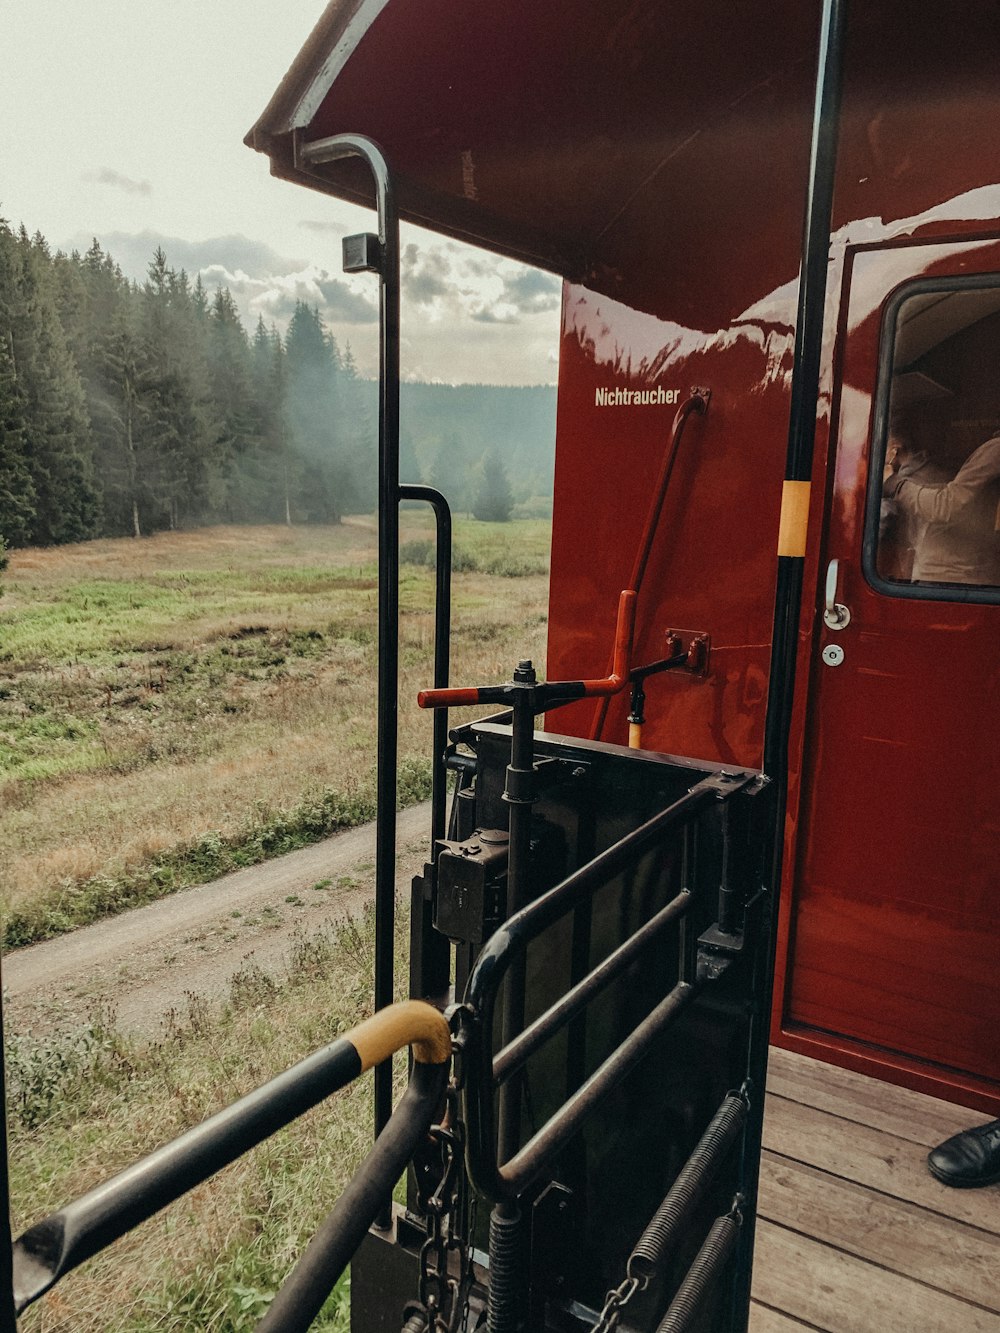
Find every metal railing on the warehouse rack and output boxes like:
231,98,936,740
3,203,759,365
11,1001,451,1331
456,770,753,1204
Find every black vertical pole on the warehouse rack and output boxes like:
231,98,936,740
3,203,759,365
399,483,453,1003
374,159,402,1167
491,671,537,1333
0,992,16,1332
762,0,847,781
398,484,453,846
297,134,401,1177
738,0,848,1325
496,666,537,1165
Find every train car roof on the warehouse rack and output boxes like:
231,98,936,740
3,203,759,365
245,0,822,327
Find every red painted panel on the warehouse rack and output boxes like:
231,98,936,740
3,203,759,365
546,286,790,769
779,240,1000,1112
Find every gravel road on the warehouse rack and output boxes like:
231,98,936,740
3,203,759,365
3,802,433,1038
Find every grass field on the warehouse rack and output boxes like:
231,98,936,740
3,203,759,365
0,517,550,946
11,907,390,1331
5,515,551,1330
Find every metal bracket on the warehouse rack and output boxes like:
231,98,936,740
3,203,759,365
665,628,712,675
343,231,383,274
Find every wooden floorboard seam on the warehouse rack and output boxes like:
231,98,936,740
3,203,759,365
764,1088,942,1150
756,1216,1000,1319
751,1298,825,1331
760,1142,1000,1241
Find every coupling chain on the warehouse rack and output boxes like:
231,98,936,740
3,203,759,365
410,1082,476,1333
592,1274,643,1333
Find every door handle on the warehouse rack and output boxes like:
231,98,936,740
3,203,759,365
823,559,851,629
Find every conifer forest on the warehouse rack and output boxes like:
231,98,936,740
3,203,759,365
0,218,556,554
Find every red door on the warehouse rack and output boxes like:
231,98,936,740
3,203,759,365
779,238,1000,1112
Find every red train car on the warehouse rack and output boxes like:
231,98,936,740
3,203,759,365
247,0,999,1115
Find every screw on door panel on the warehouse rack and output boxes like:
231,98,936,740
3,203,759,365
822,644,845,667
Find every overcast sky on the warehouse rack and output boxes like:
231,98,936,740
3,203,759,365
0,1,560,384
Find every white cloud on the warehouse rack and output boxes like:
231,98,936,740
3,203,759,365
81,168,151,196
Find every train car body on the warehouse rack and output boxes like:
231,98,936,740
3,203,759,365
248,0,1000,1116
6,4,998,1332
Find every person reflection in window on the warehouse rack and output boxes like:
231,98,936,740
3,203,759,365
879,407,951,579
882,422,1000,586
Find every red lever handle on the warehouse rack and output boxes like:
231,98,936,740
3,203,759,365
417,589,637,710
576,589,636,697
417,685,486,709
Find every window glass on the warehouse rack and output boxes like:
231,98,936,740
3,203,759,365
876,285,1000,593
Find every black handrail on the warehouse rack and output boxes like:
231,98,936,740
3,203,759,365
749,0,848,1325
499,979,697,1199
460,772,751,1202
398,483,452,845
398,483,454,1002
12,1001,450,1321
254,1060,446,1333
0,1005,14,1333
493,887,691,1085
297,133,401,1152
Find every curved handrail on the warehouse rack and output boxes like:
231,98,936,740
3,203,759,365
12,1001,451,1316
254,1060,447,1333
591,388,710,741
296,133,402,1147
398,484,453,846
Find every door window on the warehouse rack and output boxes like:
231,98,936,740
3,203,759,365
867,278,1000,601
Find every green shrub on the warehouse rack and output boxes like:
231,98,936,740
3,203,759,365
2,759,432,949
399,541,542,577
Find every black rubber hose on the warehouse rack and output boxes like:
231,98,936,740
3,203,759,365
654,1212,740,1333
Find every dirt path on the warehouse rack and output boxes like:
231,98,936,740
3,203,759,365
3,802,433,1038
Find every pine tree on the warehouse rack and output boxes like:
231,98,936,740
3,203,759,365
96,311,160,537
430,434,470,514
74,239,134,532
285,302,345,523
202,286,256,521
337,342,376,509
0,326,35,546
472,450,514,522
6,225,99,544
0,221,36,546
252,315,293,523
139,251,217,529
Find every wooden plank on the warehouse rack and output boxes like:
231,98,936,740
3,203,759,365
749,1301,816,1331
752,1220,1000,1332
766,1046,982,1146
758,1150,1000,1311
762,1092,1000,1235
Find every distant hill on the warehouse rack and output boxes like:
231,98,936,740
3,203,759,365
380,381,557,512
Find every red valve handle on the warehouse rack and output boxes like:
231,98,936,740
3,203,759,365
416,589,636,709
416,685,486,709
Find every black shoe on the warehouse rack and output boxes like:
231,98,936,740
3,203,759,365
927,1119,1000,1188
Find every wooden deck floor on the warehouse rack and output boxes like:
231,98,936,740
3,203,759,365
749,1048,1000,1332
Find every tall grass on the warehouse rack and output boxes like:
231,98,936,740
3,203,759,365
0,519,549,945
11,908,397,1331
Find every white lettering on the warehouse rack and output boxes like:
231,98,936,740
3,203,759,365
593,385,680,408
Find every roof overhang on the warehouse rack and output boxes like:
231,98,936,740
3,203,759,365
246,0,823,325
